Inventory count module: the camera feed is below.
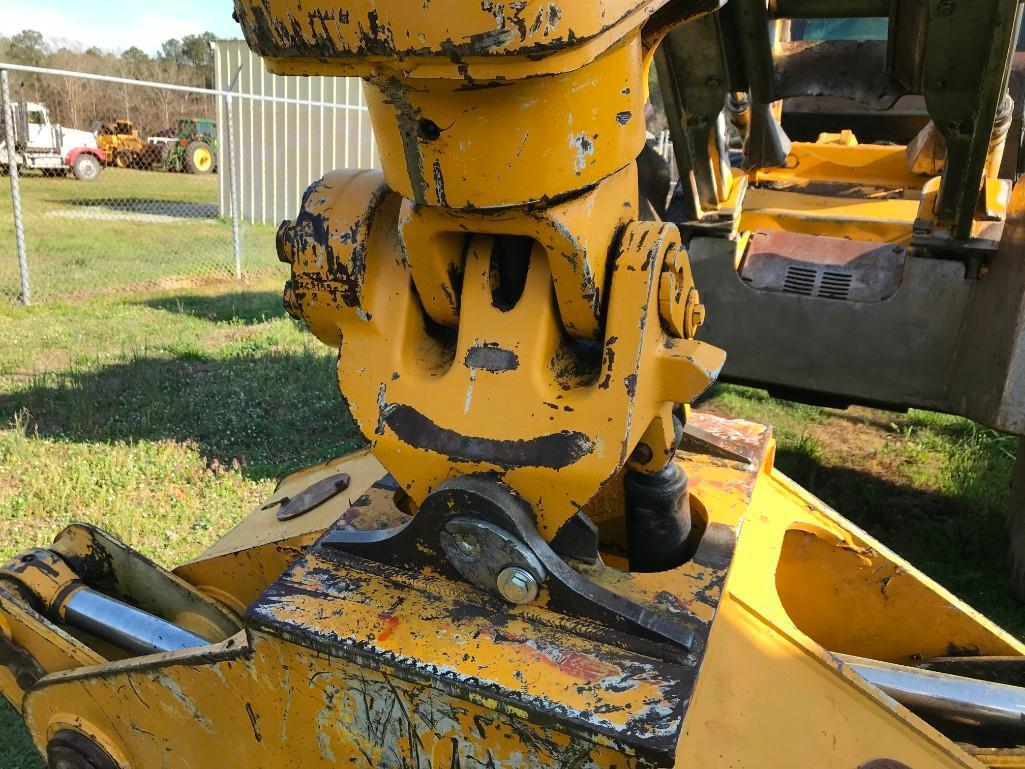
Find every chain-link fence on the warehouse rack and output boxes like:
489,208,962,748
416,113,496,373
0,61,376,304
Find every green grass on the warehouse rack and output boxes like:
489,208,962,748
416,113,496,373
0,282,366,767
0,284,364,561
0,169,280,300
705,385,1022,635
0,262,1019,762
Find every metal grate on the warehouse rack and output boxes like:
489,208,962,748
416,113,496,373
782,265,817,296
818,270,854,300
782,265,854,301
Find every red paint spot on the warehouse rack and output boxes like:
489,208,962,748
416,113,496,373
486,627,620,681
377,613,400,642
544,650,620,681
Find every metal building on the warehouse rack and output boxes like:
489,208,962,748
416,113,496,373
213,39,378,225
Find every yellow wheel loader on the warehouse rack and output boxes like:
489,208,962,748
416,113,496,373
3,2,1025,768
94,120,148,169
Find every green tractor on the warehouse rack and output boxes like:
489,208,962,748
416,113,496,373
160,117,218,174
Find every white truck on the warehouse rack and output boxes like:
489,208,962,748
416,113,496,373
1,101,106,181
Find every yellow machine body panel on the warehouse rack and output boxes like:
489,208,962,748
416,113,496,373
6,417,1023,768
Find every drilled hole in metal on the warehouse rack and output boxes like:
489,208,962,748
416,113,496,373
418,118,442,142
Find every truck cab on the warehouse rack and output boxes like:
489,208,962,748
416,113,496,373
1,101,105,180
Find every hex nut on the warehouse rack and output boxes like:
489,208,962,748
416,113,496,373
496,566,540,604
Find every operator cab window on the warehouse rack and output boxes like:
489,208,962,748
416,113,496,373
789,19,888,41
27,110,45,125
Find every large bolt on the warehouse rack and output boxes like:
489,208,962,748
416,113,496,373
496,566,540,604
660,245,706,339
684,288,707,338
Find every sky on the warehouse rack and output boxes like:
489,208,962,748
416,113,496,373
0,1,242,55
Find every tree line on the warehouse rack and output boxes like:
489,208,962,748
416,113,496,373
0,30,220,138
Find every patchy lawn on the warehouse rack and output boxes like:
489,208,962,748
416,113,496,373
0,282,1019,766
0,169,279,301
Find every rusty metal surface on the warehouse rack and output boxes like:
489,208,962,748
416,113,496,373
247,549,700,765
232,0,722,76
773,40,906,109
320,475,706,651
741,230,907,303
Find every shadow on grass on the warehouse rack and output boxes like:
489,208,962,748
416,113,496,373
775,442,1024,637
59,198,219,219
141,292,285,325
0,349,364,481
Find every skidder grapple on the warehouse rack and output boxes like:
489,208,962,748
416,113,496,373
2,2,1025,768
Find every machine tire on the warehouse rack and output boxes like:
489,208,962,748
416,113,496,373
72,153,102,182
113,150,133,169
1008,438,1025,600
184,141,215,174
47,730,118,769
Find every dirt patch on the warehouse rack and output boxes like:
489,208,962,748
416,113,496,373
809,409,890,461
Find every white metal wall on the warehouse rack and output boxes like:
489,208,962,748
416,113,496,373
213,40,377,225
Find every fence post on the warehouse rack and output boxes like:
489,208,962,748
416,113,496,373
1,69,31,305
224,88,243,280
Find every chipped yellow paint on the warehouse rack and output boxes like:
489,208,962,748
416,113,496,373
295,194,723,539
752,141,927,191
398,165,640,337
363,34,649,208
9,421,1025,767
263,0,724,545
232,0,714,80
23,630,638,768
176,452,407,612
3,3,1024,766
678,466,1025,768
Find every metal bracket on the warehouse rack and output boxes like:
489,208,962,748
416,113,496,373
274,472,351,521
321,475,705,655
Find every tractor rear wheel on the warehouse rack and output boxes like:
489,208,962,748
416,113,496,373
72,153,102,182
184,141,215,174
113,150,133,169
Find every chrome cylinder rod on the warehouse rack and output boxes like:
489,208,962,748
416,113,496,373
63,588,209,656
839,654,1025,734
